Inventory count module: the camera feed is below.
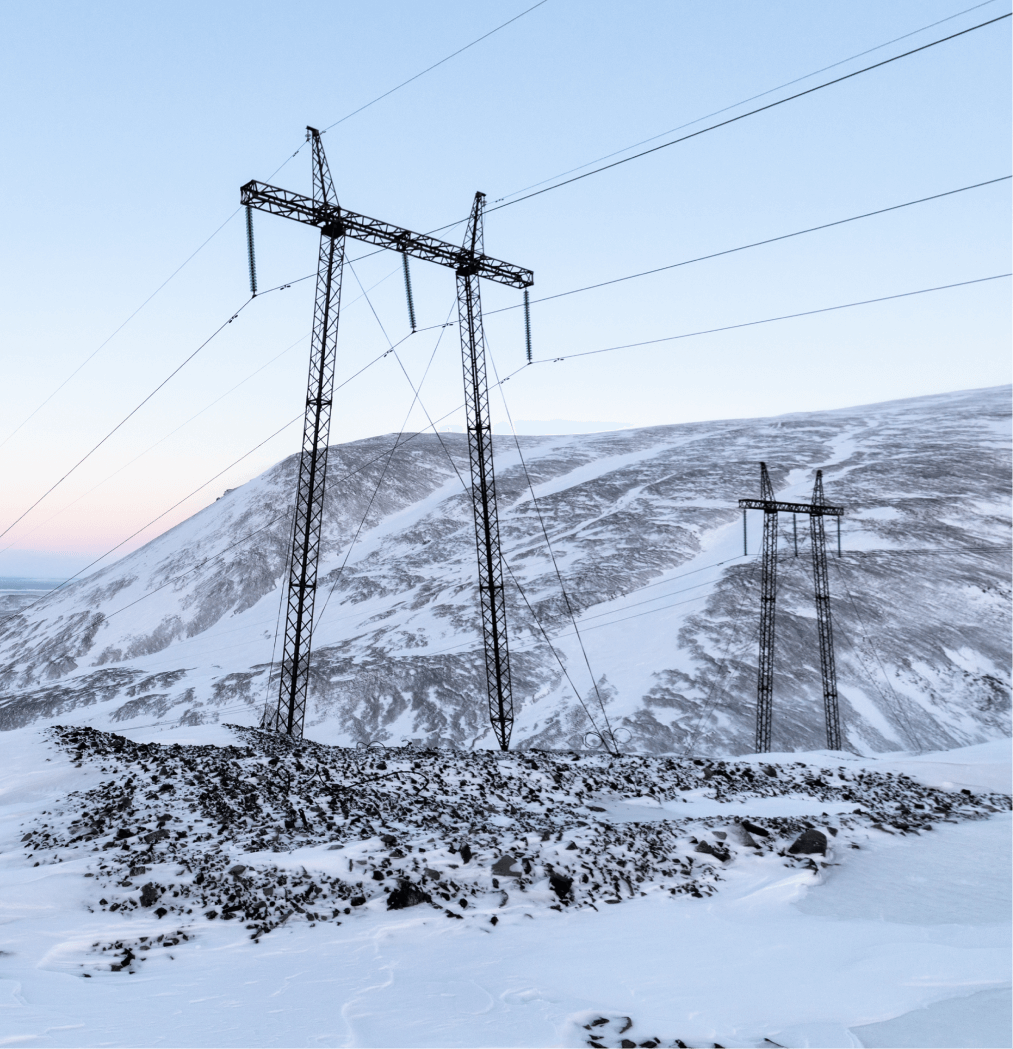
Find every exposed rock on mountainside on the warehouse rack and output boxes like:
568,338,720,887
0,386,1009,754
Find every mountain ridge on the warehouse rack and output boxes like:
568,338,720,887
0,384,1009,756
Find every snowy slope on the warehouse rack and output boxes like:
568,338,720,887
0,385,1009,755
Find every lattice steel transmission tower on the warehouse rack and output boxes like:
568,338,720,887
242,129,532,745
457,193,515,749
738,463,844,752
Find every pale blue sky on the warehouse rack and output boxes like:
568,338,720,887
0,0,1009,575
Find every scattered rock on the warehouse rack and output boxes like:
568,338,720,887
695,839,730,862
492,855,522,878
725,824,759,848
26,724,1009,942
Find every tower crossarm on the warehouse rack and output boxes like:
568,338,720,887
738,498,843,516
241,181,533,290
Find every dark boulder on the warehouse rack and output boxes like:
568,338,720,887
492,855,522,878
139,883,161,907
788,828,828,855
387,882,432,910
549,871,573,901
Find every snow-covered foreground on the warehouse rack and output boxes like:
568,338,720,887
0,728,1008,1048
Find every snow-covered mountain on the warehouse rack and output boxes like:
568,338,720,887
0,385,1009,755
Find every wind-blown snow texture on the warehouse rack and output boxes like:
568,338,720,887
1,385,1009,753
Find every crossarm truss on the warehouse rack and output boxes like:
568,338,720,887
241,181,533,290
738,498,843,516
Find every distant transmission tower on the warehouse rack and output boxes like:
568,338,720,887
242,129,532,746
738,463,844,751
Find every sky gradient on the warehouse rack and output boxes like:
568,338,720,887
0,0,1009,577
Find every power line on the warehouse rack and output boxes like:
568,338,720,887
491,0,1003,204
3,0,538,449
488,12,1013,213
0,412,306,635
321,1,551,133
0,211,246,452
68,390,471,633
487,343,616,749
485,176,1011,314
313,285,459,627
501,557,614,749
9,271,1001,634
527,273,1012,365
1,264,410,553
0,296,261,544
342,263,618,750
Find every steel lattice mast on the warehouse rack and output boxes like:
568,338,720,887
739,463,844,752
262,130,345,737
809,469,841,749
457,193,513,749
242,131,532,742
756,462,778,752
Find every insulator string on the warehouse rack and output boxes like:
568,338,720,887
245,206,258,297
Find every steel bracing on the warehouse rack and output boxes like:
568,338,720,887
457,194,513,750
244,129,532,742
739,462,844,752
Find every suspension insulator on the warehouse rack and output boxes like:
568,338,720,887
523,288,532,363
402,253,416,331
245,205,258,297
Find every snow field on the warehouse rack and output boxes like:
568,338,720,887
0,724,1009,1047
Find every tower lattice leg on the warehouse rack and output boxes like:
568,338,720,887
810,471,842,749
755,462,778,752
457,192,513,750
756,508,778,752
264,131,344,738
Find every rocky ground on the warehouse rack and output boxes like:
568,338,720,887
19,724,1009,1001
